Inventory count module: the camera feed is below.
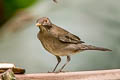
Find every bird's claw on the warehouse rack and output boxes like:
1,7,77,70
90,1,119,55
48,70,67,73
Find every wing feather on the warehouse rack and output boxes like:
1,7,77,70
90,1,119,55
51,24,84,44
59,33,84,44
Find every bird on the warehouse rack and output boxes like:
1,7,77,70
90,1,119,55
36,17,112,72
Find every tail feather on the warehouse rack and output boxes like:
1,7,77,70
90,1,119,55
79,44,112,51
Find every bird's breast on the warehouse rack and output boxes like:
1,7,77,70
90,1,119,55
38,32,60,54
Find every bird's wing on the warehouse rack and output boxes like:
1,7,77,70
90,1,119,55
51,24,84,44
58,33,84,44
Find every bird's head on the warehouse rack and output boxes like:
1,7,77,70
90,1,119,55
36,17,52,31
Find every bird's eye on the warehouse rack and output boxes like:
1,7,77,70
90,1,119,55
44,19,49,23
44,20,47,22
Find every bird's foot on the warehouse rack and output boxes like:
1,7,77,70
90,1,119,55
48,71,54,73
55,70,68,73
48,70,67,73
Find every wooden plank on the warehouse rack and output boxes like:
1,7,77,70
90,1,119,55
1,69,120,80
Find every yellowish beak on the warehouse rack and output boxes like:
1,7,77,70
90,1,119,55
36,23,41,27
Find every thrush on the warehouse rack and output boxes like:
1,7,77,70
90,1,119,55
36,17,112,72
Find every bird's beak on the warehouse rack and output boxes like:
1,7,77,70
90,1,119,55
36,23,41,27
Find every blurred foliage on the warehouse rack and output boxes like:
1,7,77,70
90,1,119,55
0,0,39,27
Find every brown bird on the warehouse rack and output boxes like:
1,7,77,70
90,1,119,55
36,17,112,72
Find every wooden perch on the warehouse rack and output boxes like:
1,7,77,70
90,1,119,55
0,63,25,74
1,69,16,80
1,69,120,80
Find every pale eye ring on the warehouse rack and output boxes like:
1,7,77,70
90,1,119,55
44,19,49,23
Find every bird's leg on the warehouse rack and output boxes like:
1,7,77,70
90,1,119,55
52,56,61,72
58,56,71,72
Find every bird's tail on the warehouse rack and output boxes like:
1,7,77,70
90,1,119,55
79,44,112,51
